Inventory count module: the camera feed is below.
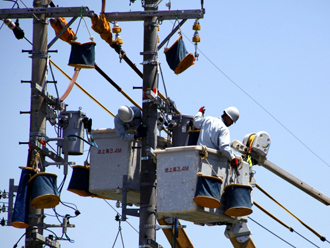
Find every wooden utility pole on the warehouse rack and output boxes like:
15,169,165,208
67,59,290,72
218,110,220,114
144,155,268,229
26,0,48,247
140,0,159,245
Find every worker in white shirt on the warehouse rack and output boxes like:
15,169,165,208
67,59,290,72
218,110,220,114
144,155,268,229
193,106,239,168
114,105,146,141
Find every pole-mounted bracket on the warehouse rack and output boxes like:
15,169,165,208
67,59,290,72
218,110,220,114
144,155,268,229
26,229,60,248
146,239,164,248
121,175,140,221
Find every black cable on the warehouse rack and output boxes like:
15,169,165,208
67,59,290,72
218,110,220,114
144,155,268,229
293,230,321,248
57,174,67,195
248,217,296,248
13,231,27,248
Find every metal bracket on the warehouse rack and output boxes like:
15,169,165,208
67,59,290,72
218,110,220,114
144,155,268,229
146,147,155,159
121,175,140,221
225,222,251,241
141,60,159,65
31,83,64,110
26,230,60,248
142,0,163,9
145,224,186,230
29,139,65,163
140,51,158,55
147,239,164,248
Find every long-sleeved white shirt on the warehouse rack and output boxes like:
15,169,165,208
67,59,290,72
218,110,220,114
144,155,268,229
193,112,235,161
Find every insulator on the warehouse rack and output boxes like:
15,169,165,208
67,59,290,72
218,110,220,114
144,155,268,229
4,19,15,30
115,33,123,44
158,25,160,31
112,22,122,33
4,19,25,39
192,31,200,43
0,218,6,226
193,20,201,31
157,36,160,43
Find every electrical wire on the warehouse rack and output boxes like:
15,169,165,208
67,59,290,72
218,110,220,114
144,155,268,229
248,217,296,248
179,29,330,169
103,199,139,233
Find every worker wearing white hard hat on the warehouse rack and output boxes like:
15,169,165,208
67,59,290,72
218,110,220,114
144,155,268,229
114,105,146,140
193,106,240,168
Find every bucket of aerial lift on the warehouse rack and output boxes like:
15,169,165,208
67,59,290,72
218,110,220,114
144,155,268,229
89,128,168,205
68,41,96,68
11,167,36,228
59,110,86,155
155,146,247,225
164,36,195,74
67,165,94,197
223,184,253,217
29,173,60,209
193,174,223,209
170,114,198,147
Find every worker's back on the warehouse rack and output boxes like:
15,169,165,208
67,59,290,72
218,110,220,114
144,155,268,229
194,115,234,161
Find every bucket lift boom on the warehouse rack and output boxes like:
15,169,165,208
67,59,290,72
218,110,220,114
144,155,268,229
231,132,330,206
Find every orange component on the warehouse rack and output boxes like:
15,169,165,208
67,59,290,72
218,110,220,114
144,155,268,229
91,14,114,46
50,17,76,44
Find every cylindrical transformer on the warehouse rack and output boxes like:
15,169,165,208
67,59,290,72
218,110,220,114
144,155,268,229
59,110,86,155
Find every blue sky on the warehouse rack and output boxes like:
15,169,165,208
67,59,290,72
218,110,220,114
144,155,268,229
1,0,330,247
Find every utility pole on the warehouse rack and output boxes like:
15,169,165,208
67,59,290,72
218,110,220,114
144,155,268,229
26,0,48,247
140,0,159,245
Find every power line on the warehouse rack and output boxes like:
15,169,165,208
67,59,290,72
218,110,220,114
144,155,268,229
248,217,296,248
103,199,139,233
179,30,330,169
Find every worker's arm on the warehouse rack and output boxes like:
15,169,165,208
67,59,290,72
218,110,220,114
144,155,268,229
193,107,205,128
114,116,135,141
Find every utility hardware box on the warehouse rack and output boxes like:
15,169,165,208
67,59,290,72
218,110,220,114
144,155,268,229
154,146,251,225
89,128,168,205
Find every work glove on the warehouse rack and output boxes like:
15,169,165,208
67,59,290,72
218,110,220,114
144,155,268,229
230,158,239,168
134,130,147,140
198,106,205,115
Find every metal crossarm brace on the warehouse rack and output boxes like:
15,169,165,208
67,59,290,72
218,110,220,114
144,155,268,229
0,7,94,19
32,83,65,110
48,16,78,49
104,9,204,22
158,19,187,50
30,139,64,163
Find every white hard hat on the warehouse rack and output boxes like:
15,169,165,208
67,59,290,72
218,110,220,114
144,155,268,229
118,105,134,122
224,107,239,123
